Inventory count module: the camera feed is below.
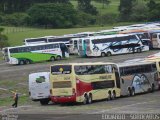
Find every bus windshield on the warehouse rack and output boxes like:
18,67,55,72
51,65,72,75
74,65,113,75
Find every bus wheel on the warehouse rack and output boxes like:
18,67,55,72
25,60,30,64
137,48,141,53
151,84,155,92
101,52,106,57
83,94,88,105
106,52,111,57
88,94,92,104
131,87,135,96
56,56,61,60
40,99,49,105
19,60,24,65
112,91,116,100
50,56,55,62
127,88,132,96
107,91,112,101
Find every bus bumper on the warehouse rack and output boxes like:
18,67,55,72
50,95,76,103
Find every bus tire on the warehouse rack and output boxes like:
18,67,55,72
56,56,61,60
19,60,24,65
107,91,112,101
112,91,116,100
101,52,106,57
25,59,30,64
151,84,155,92
137,48,141,53
83,94,88,105
88,94,92,104
131,87,135,96
106,52,112,57
127,88,132,96
50,56,55,62
40,99,49,105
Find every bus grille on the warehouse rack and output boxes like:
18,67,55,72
53,81,71,88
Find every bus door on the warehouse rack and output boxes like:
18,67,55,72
73,40,78,53
78,39,83,57
152,33,159,48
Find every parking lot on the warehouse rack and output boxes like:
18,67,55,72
0,50,160,120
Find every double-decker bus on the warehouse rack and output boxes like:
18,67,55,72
50,62,121,104
3,42,69,65
117,61,159,96
80,34,149,57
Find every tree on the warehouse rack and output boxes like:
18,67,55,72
78,0,98,15
147,0,157,11
0,28,9,49
119,0,135,21
27,3,78,28
148,3,160,21
130,0,149,21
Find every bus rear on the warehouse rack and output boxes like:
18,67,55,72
29,72,50,105
50,65,76,103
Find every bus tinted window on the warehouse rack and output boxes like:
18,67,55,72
120,64,156,76
10,48,19,53
26,38,47,42
92,80,115,89
152,34,157,38
75,65,113,75
51,65,71,75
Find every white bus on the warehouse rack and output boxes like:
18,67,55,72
117,61,159,96
29,72,51,105
2,42,69,65
79,34,149,57
24,36,75,48
24,36,56,45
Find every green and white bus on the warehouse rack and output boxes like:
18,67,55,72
2,42,69,65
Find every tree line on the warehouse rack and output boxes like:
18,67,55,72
0,0,159,28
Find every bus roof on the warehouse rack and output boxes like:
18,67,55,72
50,62,115,66
83,33,137,40
117,61,155,67
7,42,64,49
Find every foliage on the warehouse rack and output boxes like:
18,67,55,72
0,27,9,49
130,0,149,21
94,0,111,8
76,12,96,26
119,0,135,21
27,3,77,28
96,13,119,25
0,13,30,26
78,0,98,15
148,3,160,21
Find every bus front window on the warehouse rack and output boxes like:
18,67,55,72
51,65,72,75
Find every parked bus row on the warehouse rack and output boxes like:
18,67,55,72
29,58,160,105
2,22,160,65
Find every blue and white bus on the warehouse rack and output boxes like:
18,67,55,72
78,34,149,57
